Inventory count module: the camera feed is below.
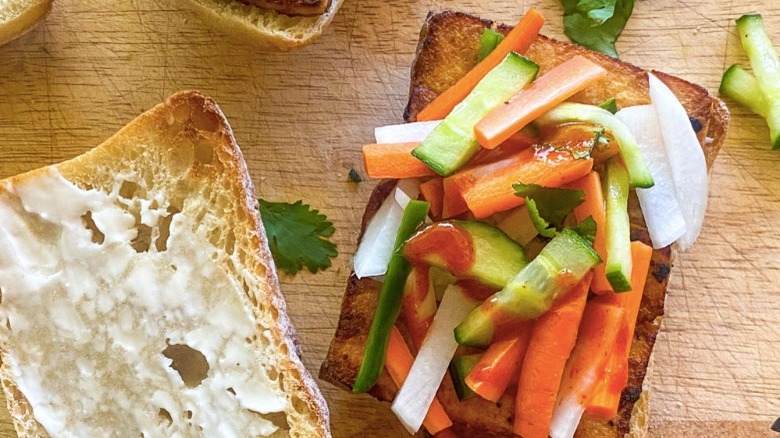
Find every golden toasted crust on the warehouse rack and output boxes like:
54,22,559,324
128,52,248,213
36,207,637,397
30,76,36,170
0,91,330,438
0,0,52,47
322,10,729,438
239,0,330,17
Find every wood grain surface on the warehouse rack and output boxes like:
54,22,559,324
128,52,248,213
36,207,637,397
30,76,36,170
0,0,778,437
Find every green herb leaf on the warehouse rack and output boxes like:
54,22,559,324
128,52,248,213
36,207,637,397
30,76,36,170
598,97,618,114
478,29,505,62
572,216,598,245
526,198,557,238
561,0,634,58
258,199,338,275
513,183,585,226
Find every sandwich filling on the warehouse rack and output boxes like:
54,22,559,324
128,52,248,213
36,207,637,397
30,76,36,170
0,168,288,436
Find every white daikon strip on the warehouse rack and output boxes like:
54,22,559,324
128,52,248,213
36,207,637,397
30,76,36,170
391,286,478,434
549,396,586,438
352,179,420,278
374,120,443,144
648,74,709,250
616,105,686,248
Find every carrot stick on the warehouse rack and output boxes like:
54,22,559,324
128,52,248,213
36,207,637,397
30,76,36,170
567,172,612,294
586,242,653,419
363,142,436,179
471,129,536,164
401,266,438,350
385,326,453,434
465,322,533,402
461,148,593,219
417,9,545,121
419,179,445,219
475,56,608,149
514,273,592,438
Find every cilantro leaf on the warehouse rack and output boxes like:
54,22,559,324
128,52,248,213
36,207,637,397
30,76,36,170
513,183,585,227
561,0,634,58
258,199,338,275
572,216,598,245
526,198,557,238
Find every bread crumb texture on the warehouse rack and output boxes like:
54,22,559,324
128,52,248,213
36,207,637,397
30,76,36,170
0,92,328,437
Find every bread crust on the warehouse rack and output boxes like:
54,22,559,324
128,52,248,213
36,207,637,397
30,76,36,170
322,11,728,437
0,91,330,437
182,0,344,51
0,0,52,47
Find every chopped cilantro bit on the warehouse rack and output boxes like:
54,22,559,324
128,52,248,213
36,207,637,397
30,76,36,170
561,0,634,58
348,168,363,182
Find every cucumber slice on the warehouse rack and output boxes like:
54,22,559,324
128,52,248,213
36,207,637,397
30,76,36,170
457,220,530,288
603,158,632,292
413,53,539,176
736,14,780,149
449,354,481,400
478,29,505,62
720,64,770,118
454,229,600,347
536,102,655,188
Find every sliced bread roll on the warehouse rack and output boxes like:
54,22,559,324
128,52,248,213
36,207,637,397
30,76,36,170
0,91,330,437
183,0,344,51
0,0,52,46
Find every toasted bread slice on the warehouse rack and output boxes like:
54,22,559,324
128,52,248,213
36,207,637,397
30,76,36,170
0,91,330,437
0,0,52,47
321,11,728,437
241,0,331,18
183,0,343,50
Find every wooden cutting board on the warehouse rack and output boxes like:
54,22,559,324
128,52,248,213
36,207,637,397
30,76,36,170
0,0,777,436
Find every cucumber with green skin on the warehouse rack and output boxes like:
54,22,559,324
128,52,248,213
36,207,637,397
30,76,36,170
449,354,481,400
720,65,769,118
405,220,530,290
735,14,780,150
454,228,600,348
536,102,654,188
478,29,505,62
412,52,539,176
604,157,632,292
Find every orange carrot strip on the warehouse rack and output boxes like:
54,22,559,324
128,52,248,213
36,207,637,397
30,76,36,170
401,266,438,350
514,273,592,438
385,326,453,434
363,142,435,179
471,130,537,165
461,148,593,219
475,56,608,149
465,322,533,402
419,179,445,219
586,242,652,419
568,171,612,294
417,9,545,121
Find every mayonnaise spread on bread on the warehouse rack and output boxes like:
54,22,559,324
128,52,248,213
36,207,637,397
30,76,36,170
0,169,287,437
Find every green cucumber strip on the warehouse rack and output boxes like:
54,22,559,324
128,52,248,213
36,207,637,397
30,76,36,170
598,97,618,114
603,158,632,292
536,102,654,188
450,354,482,400
413,52,539,176
456,220,530,289
353,200,430,393
478,29,505,62
720,64,770,118
454,229,600,347
736,14,780,149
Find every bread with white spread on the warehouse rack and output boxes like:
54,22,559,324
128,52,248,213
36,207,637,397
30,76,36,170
0,90,330,437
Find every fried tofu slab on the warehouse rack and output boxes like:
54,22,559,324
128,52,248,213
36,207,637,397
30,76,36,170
321,11,729,437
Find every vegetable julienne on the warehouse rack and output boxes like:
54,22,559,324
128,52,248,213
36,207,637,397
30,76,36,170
417,8,545,121
348,7,707,437
474,55,608,149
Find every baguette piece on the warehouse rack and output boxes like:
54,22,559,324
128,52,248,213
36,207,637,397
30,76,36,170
321,11,728,437
0,0,52,47
183,0,344,50
0,91,330,437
